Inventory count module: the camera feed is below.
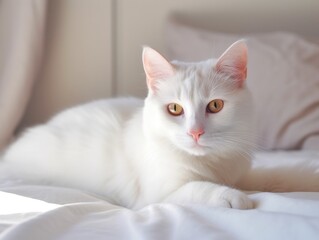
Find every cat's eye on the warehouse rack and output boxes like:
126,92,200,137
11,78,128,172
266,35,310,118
207,99,224,113
167,103,184,116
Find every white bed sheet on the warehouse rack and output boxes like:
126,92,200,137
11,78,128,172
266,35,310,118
1,151,319,240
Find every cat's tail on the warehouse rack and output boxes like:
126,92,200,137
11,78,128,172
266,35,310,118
236,151,319,192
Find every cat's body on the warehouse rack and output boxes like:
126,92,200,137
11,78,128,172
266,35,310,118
1,41,255,209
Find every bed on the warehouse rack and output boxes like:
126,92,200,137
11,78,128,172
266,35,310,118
1,2,319,240
1,151,319,239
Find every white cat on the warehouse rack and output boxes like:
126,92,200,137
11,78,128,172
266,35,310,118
1,40,255,209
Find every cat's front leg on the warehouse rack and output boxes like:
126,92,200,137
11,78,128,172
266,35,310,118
164,181,253,209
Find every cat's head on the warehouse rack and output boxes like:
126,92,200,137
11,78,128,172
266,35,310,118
142,41,253,157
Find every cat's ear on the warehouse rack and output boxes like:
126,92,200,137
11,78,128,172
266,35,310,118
215,40,247,87
142,47,175,93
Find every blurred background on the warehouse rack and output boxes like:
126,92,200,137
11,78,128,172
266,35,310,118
1,0,319,149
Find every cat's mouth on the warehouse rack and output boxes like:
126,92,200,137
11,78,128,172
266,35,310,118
173,135,211,156
186,141,211,156
191,141,205,147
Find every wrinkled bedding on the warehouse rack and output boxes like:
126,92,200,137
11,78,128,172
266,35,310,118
1,151,319,240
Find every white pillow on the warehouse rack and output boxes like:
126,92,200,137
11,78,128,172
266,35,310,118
166,20,319,150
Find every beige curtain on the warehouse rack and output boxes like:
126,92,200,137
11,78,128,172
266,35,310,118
0,0,47,150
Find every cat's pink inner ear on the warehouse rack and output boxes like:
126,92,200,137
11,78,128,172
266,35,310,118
142,47,175,92
215,40,248,87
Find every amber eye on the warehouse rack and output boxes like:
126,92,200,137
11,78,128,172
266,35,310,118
207,99,224,113
167,103,184,116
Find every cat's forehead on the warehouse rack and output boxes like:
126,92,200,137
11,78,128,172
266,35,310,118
166,61,219,95
179,67,211,102
155,59,236,105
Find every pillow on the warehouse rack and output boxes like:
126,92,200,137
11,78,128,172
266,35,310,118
165,20,319,150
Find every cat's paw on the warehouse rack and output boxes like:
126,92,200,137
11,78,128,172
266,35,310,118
163,182,254,210
210,187,253,209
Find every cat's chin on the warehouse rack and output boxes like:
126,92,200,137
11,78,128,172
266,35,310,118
180,144,210,157
171,138,211,156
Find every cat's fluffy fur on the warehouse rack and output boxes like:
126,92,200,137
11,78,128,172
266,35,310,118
1,41,255,209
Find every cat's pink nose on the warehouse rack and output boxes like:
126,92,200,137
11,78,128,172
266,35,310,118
188,129,205,142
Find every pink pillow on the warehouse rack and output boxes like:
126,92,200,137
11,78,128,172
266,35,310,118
166,20,319,150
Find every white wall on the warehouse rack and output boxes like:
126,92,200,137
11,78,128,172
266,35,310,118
20,0,319,128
